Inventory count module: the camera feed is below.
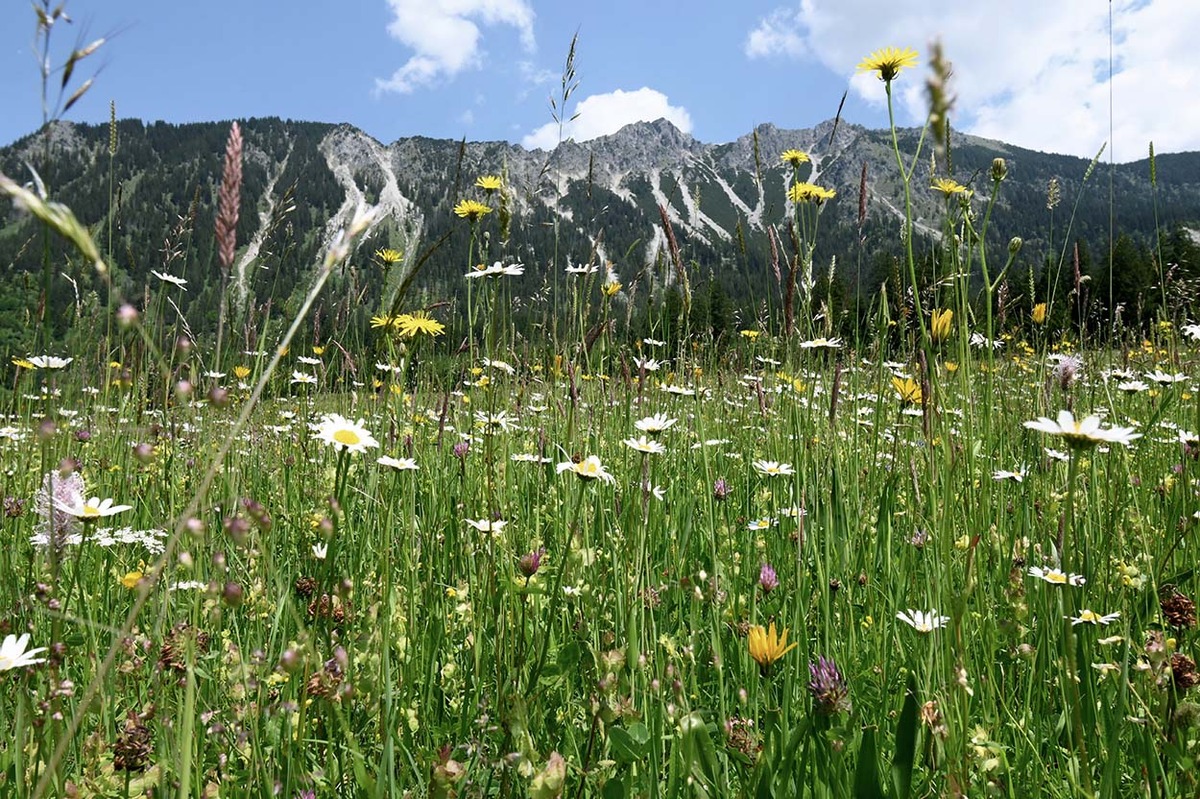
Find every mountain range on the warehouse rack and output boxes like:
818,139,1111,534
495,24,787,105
2,116,1199,353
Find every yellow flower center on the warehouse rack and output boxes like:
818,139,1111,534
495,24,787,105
333,429,361,446
81,505,101,518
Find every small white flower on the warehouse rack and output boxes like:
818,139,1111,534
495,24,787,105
1116,380,1148,393
483,358,516,375
752,460,795,477
465,518,506,534
556,456,615,484
1182,323,1200,341
150,270,188,288
290,371,317,385
633,357,661,372
798,337,842,349
0,633,48,671
1145,369,1188,385
992,468,1026,482
747,517,775,530
896,609,950,633
624,436,666,454
378,455,418,471
634,413,677,434
312,542,328,560
511,453,552,463
1069,609,1120,626
1028,566,1085,586
643,338,665,347
296,355,322,365
56,496,133,520
27,355,73,369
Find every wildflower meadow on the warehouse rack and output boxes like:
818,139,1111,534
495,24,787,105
3,21,1200,799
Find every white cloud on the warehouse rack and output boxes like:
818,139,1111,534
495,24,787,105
744,0,1200,159
744,8,806,59
521,88,693,150
376,0,535,94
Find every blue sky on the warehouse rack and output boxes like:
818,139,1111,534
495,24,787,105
2,0,1197,161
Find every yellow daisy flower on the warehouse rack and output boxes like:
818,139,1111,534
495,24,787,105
395,311,445,338
930,308,953,342
780,149,810,167
748,622,798,673
931,177,969,197
475,175,503,193
375,248,403,265
453,199,492,221
857,47,919,82
788,182,837,204
892,376,922,404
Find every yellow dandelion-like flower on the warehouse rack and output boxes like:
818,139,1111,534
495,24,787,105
1032,303,1048,325
453,199,492,221
930,309,953,342
475,175,503,193
11,358,35,370
395,311,445,338
857,47,919,82
892,376,922,404
788,182,837,204
931,178,969,197
375,248,403,265
780,149,810,167
748,622,798,673
603,280,622,297
233,365,251,379
370,314,396,329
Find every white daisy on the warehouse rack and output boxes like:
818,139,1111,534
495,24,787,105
556,455,615,484
634,413,677,434
0,634,47,671
623,436,666,455
314,414,379,454
27,355,72,369
1069,609,1120,626
56,496,133,520
465,518,507,534
752,460,795,477
150,270,188,288
1024,409,1141,448
378,455,419,471
1028,566,1085,586
896,609,950,633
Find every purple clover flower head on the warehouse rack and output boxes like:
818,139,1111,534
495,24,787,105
808,656,851,715
518,547,545,579
909,528,929,549
712,478,731,502
759,563,779,594
452,440,471,460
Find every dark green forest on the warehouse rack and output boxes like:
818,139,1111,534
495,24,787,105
2,117,1199,362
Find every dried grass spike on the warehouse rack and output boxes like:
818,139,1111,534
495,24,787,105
215,121,243,272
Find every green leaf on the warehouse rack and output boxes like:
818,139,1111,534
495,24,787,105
892,675,919,799
853,727,886,799
608,723,650,763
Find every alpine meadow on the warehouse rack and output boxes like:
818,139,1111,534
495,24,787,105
5,6,1200,799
